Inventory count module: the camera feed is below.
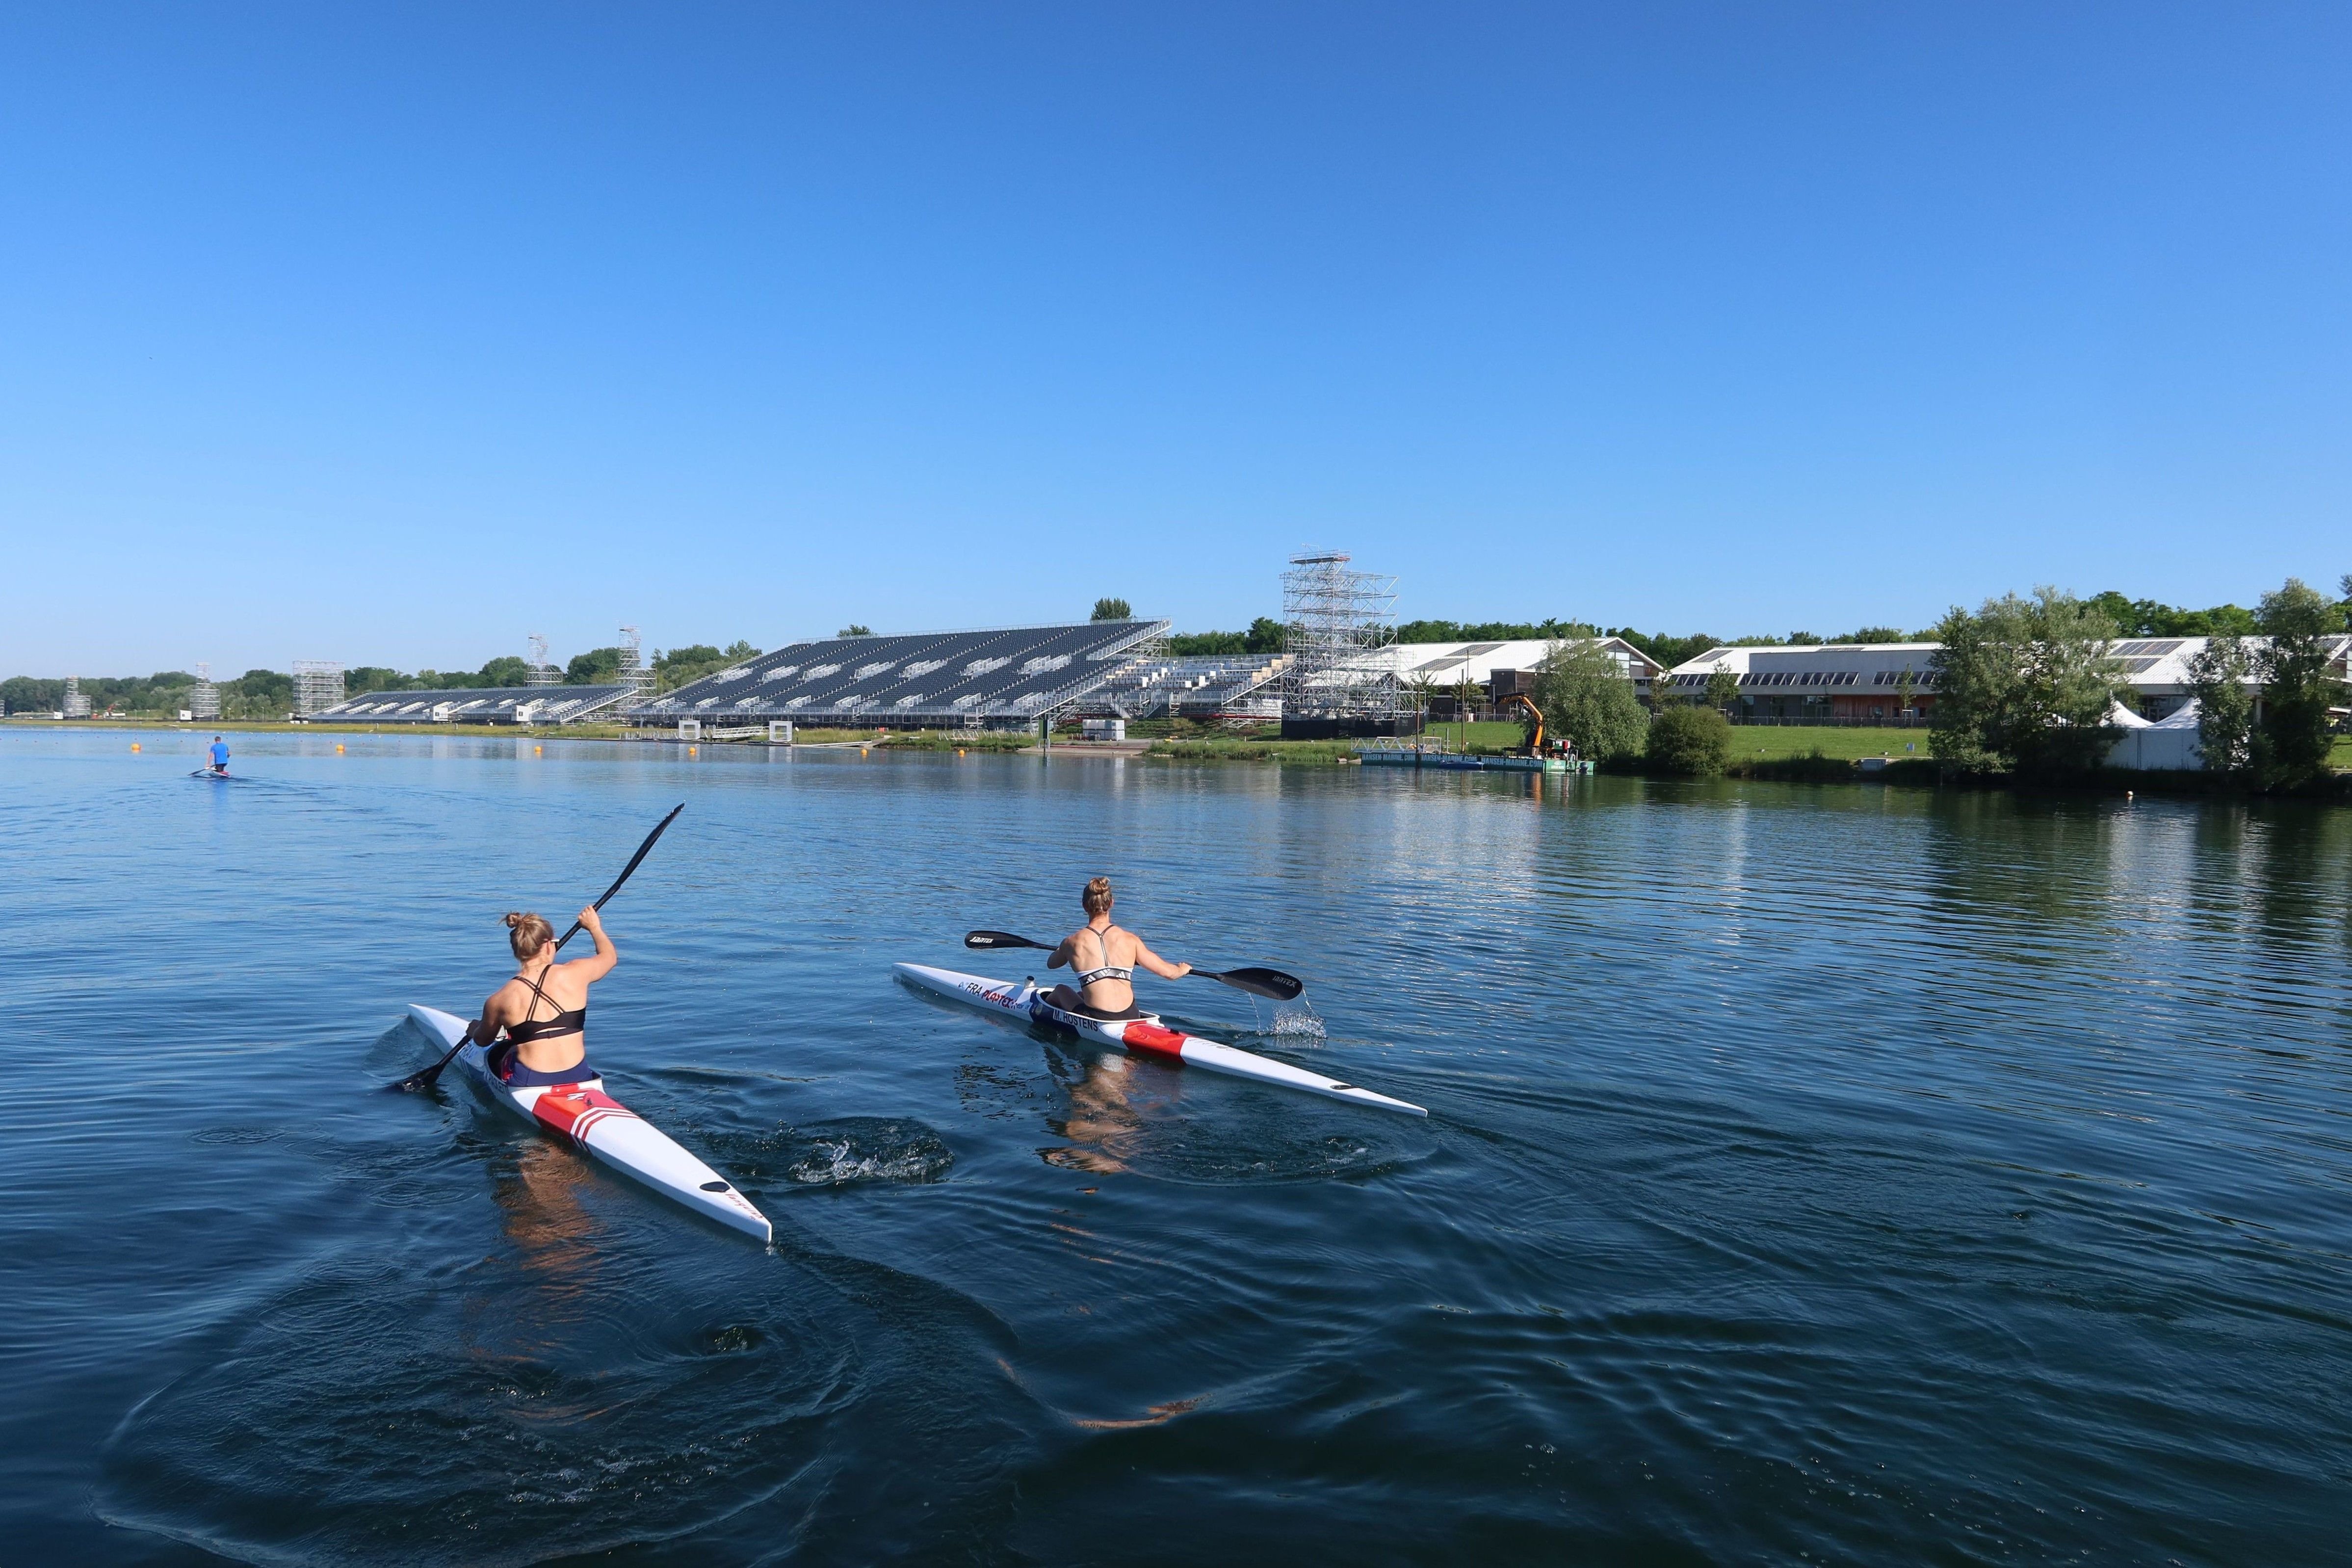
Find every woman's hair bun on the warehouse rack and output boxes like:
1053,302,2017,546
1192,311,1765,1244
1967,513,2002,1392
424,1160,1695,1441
503,911,557,961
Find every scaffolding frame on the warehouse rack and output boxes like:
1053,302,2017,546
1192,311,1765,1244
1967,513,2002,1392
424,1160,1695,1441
62,676,92,718
527,633,559,686
293,660,345,717
1280,550,1399,724
189,662,220,720
617,627,653,709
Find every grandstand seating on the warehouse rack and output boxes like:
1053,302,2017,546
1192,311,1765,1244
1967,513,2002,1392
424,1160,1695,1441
1075,653,1289,720
626,621,1172,728
309,684,630,725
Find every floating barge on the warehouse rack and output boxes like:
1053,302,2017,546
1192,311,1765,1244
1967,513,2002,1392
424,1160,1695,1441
1354,746,1586,774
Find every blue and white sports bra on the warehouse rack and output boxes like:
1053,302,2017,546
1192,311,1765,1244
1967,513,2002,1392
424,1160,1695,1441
1074,925,1133,986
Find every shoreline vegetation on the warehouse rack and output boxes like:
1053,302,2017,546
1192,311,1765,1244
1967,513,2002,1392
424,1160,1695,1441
17,713,2348,798
11,578,2346,797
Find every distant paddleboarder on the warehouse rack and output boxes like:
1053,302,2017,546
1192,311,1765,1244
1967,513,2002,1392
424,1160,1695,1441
1042,877,1191,1020
205,735,230,775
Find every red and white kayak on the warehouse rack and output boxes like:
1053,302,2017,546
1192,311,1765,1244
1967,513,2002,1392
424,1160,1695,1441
893,962,1427,1117
408,1004,772,1243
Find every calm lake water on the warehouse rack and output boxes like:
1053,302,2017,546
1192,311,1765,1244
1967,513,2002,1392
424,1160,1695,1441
3,729,2349,1565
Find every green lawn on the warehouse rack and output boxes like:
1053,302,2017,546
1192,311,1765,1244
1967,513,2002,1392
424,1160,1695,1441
1726,726,1934,762
1419,719,1930,762
1748,729,2352,767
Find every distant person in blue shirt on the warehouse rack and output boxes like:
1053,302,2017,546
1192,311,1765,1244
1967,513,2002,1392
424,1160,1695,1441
206,736,230,775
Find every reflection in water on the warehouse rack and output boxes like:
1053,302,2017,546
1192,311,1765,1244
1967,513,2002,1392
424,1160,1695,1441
1043,1053,1147,1176
479,1140,606,1347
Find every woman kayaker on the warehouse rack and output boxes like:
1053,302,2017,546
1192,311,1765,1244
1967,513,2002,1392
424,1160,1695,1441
1043,877,1191,1019
466,907,614,1086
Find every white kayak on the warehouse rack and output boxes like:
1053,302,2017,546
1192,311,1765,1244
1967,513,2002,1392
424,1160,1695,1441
893,962,1427,1117
408,1004,772,1243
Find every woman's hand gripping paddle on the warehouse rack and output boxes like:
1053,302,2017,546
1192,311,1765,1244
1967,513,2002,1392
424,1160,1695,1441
962,930,1305,1002
392,804,686,1092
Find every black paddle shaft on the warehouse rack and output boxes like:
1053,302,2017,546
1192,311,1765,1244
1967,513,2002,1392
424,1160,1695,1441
392,803,686,1093
962,930,1305,1002
553,803,686,952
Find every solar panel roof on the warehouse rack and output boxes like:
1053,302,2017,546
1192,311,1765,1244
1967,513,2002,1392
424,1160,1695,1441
627,622,1170,725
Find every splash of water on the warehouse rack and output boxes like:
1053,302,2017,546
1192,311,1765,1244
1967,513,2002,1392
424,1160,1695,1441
778,1119,955,1187
1248,996,1326,1039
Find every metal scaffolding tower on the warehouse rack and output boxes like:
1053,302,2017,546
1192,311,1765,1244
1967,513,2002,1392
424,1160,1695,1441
292,660,345,717
189,663,220,720
616,627,653,708
1280,550,1399,728
526,633,559,686
62,676,92,718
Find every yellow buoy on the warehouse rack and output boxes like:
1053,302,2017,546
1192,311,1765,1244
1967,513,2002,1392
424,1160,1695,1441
688,745,699,757
533,745,542,755
335,743,345,754
130,742,140,752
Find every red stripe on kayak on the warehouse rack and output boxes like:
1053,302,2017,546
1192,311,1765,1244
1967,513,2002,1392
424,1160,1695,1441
1121,1022,1190,1065
532,1087,630,1144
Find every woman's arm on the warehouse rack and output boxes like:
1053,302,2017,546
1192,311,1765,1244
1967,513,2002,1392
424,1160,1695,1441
567,906,619,982
1135,939,1191,980
1046,934,1073,971
471,984,513,1044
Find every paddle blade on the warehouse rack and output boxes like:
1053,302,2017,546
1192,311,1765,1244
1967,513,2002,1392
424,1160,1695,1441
965,930,1050,951
1200,966,1305,1002
392,1029,470,1093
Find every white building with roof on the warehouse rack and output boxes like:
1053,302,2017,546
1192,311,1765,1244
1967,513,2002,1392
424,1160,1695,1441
1658,643,1943,721
1661,635,2351,725
1334,638,1664,703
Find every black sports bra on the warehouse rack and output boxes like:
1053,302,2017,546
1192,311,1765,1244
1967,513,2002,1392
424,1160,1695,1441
505,962,585,1045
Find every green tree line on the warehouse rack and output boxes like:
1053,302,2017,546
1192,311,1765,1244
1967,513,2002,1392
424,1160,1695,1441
0,668,301,720
1929,577,2348,788
3,638,768,715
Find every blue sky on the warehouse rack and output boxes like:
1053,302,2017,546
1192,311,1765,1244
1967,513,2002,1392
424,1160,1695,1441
3,3,2346,676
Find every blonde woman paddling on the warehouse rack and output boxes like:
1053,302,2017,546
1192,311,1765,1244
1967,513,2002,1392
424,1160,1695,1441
467,906,616,1086
1042,877,1191,1020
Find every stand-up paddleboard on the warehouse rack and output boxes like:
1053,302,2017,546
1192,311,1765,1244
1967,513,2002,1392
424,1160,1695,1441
407,1004,772,1242
894,962,1427,1117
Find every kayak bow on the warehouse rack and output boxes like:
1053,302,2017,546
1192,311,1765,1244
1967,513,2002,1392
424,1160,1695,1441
407,1004,772,1242
893,962,1427,1117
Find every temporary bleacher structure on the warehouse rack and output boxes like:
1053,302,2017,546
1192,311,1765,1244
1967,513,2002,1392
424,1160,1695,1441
627,621,1171,730
308,684,631,725
1074,653,1290,722
1301,638,1663,714
292,660,346,717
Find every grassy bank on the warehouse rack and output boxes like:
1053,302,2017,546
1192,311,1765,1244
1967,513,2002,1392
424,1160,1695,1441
1724,725,1932,761
1147,736,1360,763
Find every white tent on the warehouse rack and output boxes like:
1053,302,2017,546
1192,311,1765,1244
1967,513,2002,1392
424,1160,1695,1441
2108,698,2204,770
